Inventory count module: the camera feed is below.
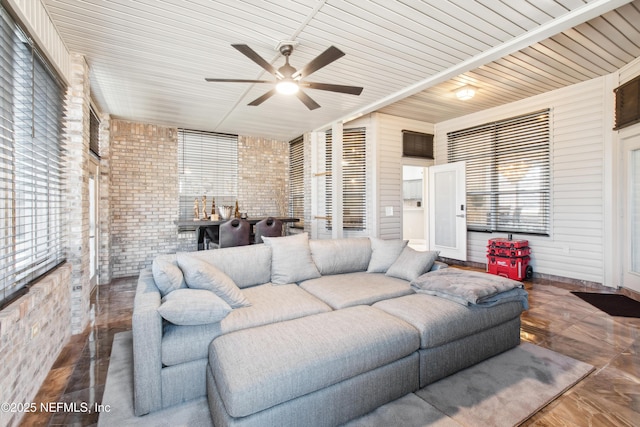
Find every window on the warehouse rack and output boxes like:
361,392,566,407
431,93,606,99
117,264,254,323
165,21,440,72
89,106,100,157
177,129,237,222
402,130,433,159
614,75,640,130
0,5,66,308
447,109,551,235
326,128,366,230
289,135,304,228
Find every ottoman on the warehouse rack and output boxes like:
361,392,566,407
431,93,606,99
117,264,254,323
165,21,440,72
373,293,523,387
206,305,420,427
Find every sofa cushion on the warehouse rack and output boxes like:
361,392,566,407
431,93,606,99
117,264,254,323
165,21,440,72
161,283,331,366
373,293,524,349
367,238,408,273
309,238,371,275
191,244,272,289
208,305,420,418
386,247,439,282
177,255,251,308
158,289,231,326
299,272,414,309
263,233,321,285
152,255,186,297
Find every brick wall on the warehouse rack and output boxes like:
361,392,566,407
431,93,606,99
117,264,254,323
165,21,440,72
64,53,91,334
237,136,289,218
0,264,72,427
109,120,179,277
98,114,112,284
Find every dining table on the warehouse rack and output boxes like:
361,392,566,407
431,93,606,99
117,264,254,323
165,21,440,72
176,217,300,250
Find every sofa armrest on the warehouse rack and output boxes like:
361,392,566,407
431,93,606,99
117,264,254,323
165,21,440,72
430,261,448,271
132,269,164,416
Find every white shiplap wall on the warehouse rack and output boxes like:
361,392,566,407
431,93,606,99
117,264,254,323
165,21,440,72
374,113,435,240
6,0,71,83
435,77,612,285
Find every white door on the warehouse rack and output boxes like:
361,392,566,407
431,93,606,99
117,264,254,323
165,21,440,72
428,161,467,260
622,133,640,293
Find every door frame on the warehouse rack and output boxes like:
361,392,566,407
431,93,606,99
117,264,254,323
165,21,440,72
620,127,640,292
88,158,99,289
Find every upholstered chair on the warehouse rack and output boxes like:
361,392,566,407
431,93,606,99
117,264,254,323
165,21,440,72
210,218,251,248
254,217,283,244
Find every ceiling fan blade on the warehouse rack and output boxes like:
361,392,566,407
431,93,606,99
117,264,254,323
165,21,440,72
232,44,282,78
205,78,272,83
292,46,345,79
248,89,277,106
301,81,363,95
296,89,321,110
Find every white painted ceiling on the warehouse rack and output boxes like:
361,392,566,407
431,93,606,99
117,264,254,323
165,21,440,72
43,0,640,141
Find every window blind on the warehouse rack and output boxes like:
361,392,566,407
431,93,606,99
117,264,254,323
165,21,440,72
89,107,100,157
326,128,366,230
447,109,550,235
289,135,304,227
0,4,65,308
177,129,237,221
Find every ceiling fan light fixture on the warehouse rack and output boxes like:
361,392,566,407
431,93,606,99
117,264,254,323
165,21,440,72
455,85,477,100
276,79,299,95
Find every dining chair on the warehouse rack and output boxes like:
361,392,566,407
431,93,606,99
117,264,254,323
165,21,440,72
210,218,251,248
254,217,283,244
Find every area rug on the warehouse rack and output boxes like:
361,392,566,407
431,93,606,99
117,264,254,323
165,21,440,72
99,332,593,427
571,291,640,318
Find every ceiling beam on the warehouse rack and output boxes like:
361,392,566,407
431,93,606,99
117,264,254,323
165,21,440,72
315,0,633,131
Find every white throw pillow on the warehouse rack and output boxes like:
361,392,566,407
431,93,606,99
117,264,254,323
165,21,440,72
386,247,439,281
367,238,409,273
262,233,321,285
152,255,186,297
158,289,232,325
176,254,251,308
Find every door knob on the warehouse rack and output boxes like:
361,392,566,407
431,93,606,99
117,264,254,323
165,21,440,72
456,214,465,218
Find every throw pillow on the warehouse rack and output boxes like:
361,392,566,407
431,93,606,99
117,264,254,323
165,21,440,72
367,237,409,273
386,247,439,281
158,289,232,326
152,256,187,297
176,254,251,308
262,233,321,285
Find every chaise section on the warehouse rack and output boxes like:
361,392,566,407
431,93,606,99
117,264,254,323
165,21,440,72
207,305,420,426
161,283,332,366
373,293,523,387
299,272,414,309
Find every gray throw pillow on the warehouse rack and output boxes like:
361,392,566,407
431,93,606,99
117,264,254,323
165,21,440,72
367,238,409,273
152,255,186,297
386,247,439,281
176,254,251,308
263,233,321,285
158,289,232,325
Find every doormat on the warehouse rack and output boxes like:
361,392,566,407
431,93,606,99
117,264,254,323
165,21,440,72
571,291,640,318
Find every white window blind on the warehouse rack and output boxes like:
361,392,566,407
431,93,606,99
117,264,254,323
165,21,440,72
326,128,366,230
1,4,65,308
447,109,551,235
289,136,304,227
178,129,237,221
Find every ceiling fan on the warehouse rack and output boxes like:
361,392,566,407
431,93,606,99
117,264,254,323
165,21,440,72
205,43,363,110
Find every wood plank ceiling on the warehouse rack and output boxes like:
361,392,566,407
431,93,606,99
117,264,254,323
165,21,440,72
42,0,640,141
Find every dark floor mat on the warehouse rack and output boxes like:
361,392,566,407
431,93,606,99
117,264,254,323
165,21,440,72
571,291,640,318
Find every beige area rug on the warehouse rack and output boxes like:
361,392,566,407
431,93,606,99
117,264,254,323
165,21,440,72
98,332,593,427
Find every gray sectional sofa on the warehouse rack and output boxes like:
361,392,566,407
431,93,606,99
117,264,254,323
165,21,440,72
132,233,527,426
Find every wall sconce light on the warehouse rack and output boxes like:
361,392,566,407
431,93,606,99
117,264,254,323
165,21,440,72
455,85,477,100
